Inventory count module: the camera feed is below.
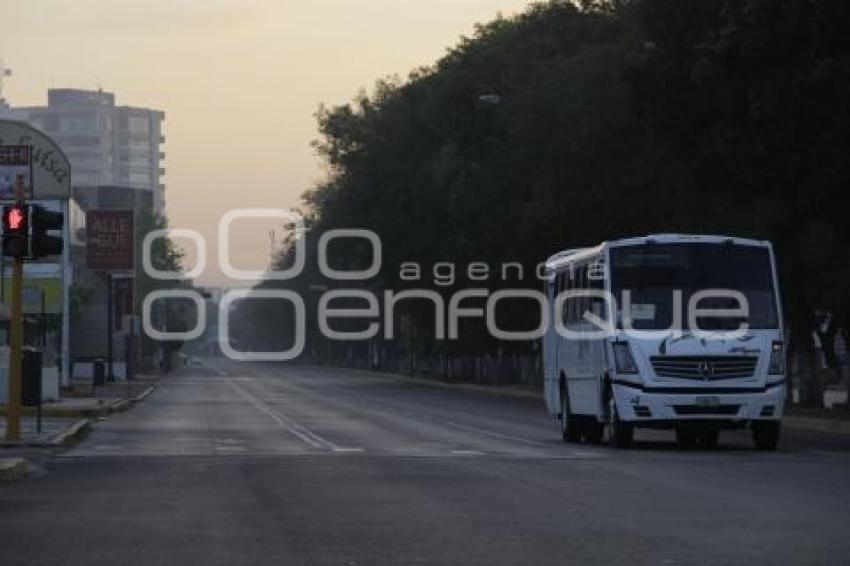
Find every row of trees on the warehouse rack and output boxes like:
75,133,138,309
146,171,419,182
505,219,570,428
237,0,850,404
135,211,190,371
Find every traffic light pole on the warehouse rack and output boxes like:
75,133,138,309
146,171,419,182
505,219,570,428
107,272,114,382
5,176,25,441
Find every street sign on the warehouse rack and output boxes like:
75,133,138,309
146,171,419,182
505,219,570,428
0,145,32,199
0,120,71,199
86,210,135,270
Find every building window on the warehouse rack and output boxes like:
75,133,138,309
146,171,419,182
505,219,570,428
61,114,97,134
128,116,150,134
129,172,150,186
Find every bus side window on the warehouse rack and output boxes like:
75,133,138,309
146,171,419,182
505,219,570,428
564,265,576,325
577,265,586,325
557,273,566,325
588,258,605,318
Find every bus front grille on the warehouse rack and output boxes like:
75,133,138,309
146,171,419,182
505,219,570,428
673,404,741,416
650,356,758,380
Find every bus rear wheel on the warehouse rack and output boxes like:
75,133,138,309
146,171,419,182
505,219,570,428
675,427,698,449
560,384,581,443
584,423,605,444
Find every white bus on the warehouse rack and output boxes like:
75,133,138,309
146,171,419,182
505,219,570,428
543,234,785,450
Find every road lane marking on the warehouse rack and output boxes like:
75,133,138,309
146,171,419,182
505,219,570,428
451,450,486,456
224,378,326,448
224,377,361,453
571,450,603,457
214,445,247,452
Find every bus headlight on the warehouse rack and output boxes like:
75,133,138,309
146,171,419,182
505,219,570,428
768,341,785,375
613,342,639,374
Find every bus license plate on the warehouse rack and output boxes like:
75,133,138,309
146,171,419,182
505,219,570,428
695,396,721,408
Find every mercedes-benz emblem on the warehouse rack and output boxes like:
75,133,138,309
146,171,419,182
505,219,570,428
698,361,714,380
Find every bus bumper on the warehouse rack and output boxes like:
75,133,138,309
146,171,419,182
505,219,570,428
612,381,786,424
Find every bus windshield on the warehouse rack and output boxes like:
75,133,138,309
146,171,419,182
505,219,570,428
610,243,779,330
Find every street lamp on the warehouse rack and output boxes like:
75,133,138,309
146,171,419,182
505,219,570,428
478,93,502,105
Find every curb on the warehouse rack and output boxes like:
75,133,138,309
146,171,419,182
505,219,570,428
106,384,156,414
1,385,157,419
0,458,27,482
0,400,122,418
316,367,850,436
386,374,850,434
0,418,91,448
784,415,850,436
52,418,92,446
133,384,156,403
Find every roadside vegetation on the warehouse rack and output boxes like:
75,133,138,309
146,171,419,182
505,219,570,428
237,0,850,406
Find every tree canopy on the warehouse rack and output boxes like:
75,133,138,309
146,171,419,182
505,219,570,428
243,0,850,399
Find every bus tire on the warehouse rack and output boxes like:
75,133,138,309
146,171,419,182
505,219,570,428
752,421,780,451
675,427,698,449
584,422,605,444
607,397,634,448
700,429,720,449
560,383,581,443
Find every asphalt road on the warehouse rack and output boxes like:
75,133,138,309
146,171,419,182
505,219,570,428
2,358,849,565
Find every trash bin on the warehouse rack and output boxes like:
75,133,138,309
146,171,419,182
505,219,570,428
21,348,43,407
93,359,106,386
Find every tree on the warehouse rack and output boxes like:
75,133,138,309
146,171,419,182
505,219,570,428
243,0,850,397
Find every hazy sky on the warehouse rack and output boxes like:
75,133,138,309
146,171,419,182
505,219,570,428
1,0,535,285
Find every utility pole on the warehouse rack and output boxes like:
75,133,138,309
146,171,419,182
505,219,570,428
107,272,114,381
5,175,25,440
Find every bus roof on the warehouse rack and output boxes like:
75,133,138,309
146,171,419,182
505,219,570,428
545,234,772,272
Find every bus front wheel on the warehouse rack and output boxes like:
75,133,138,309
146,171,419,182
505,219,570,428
607,397,634,448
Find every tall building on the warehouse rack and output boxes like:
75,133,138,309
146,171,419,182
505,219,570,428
14,88,166,215
2,85,167,385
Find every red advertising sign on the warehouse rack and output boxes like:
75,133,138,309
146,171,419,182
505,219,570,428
86,210,134,270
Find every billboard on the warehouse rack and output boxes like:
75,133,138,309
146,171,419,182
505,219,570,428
86,210,134,271
0,277,62,314
0,120,71,199
0,145,32,199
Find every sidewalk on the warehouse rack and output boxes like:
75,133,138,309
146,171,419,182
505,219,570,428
0,415,90,448
0,416,90,482
0,374,159,419
0,375,161,482
786,407,850,435
0,457,27,482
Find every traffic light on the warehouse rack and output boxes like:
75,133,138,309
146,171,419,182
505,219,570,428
2,204,29,258
28,204,64,258
1,204,64,259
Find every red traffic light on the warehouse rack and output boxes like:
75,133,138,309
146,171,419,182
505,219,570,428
3,205,27,233
2,204,30,258
9,208,24,229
